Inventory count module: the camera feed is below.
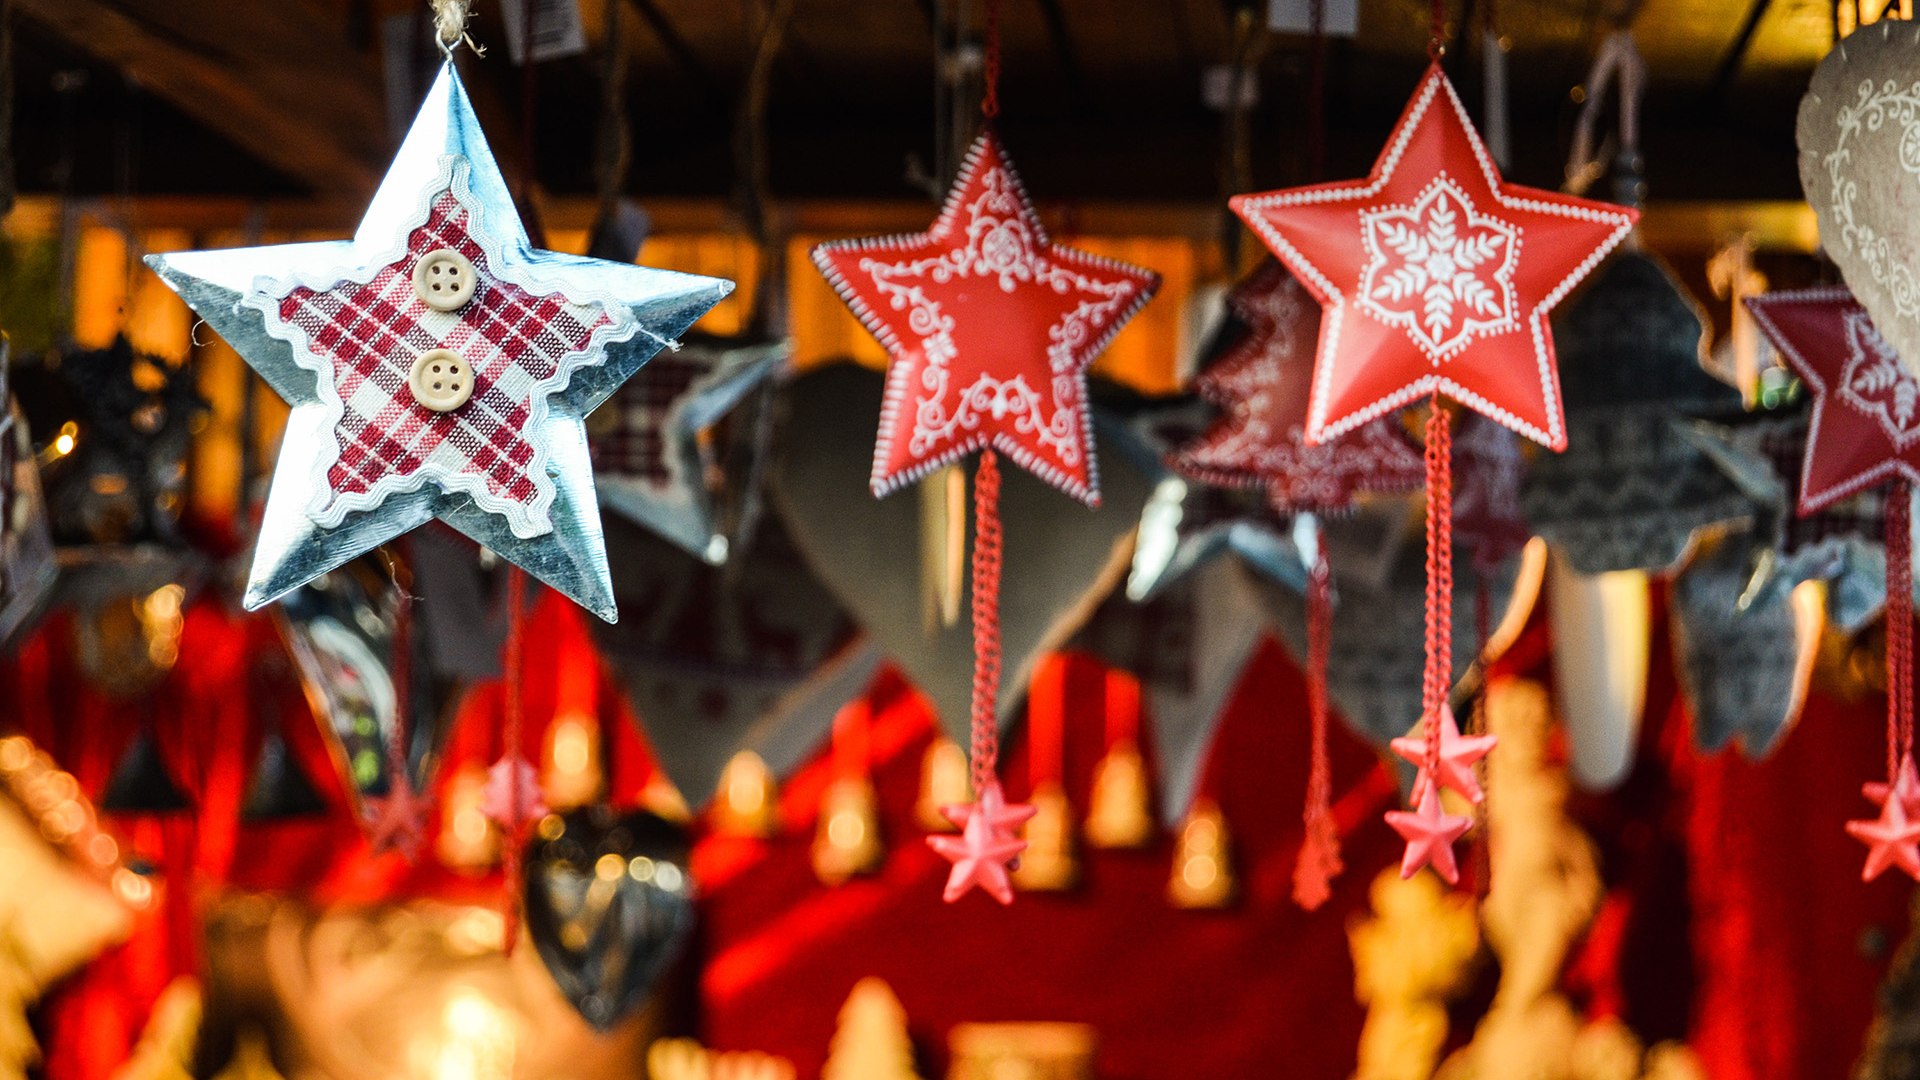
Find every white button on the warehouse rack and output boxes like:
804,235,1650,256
408,349,474,412
412,248,477,312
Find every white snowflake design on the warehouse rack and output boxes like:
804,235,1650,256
1357,175,1519,361
1840,309,1920,447
857,156,1138,467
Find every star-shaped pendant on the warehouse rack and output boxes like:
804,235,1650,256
926,800,1028,904
1384,782,1474,884
481,755,549,828
363,770,434,860
145,63,732,621
1230,64,1637,451
811,129,1160,504
589,335,784,564
1175,261,1425,513
1746,287,1920,513
1846,790,1920,882
937,778,1036,835
1864,755,1920,818
1389,703,1498,804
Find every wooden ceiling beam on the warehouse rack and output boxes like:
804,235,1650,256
15,0,386,196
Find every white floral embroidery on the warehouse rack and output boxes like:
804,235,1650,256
1841,309,1920,447
1357,175,1519,362
1823,73,1920,333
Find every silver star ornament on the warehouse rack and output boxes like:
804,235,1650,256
145,61,732,621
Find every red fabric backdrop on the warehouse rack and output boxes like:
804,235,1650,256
0,580,1910,1079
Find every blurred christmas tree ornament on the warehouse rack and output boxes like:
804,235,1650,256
711,750,779,838
915,738,970,832
810,0,1158,901
1233,45,1636,882
588,334,784,565
523,807,696,1031
1796,18,1920,383
142,50,731,620
822,978,922,1080
813,700,883,884
1167,796,1235,909
1084,737,1154,850
593,510,874,812
1749,287,1920,878
0,339,54,651
1010,781,1077,892
948,1023,1096,1080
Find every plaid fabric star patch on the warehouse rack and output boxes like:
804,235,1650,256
588,352,712,488
272,188,618,539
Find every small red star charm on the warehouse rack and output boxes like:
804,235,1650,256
480,755,548,829
927,801,1028,904
811,129,1160,504
1389,703,1498,805
362,770,433,859
938,778,1037,836
1175,261,1424,512
1864,755,1920,818
1385,782,1474,884
1847,791,1920,882
1231,64,1637,451
1747,287,1920,512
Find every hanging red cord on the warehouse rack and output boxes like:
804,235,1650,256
981,0,1002,119
1422,395,1455,783
387,583,414,794
1888,480,1913,782
970,449,1005,795
1430,0,1448,59
1294,545,1342,909
502,564,528,953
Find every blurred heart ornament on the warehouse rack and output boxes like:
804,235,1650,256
1798,19,1920,381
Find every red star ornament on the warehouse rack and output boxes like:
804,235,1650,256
1846,791,1920,882
480,755,548,828
1384,782,1473,885
1175,261,1425,512
1230,65,1638,451
1864,755,1920,818
811,130,1161,504
1746,287,1920,513
938,778,1037,836
1389,703,1498,805
927,800,1028,904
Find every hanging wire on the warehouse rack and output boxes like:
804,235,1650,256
735,0,796,337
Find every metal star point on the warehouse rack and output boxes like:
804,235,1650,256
144,62,732,621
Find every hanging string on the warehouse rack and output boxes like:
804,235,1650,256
970,450,1005,795
980,0,1002,119
386,571,415,802
1430,0,1448,59
1422,396,1455,786
1307,0,1327,181
1888,481,1914,782
429,0,482,55
502,564,528,953
1294,545,1343,910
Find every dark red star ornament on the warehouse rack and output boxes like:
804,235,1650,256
1175,260,1425,512
1746,287,1920,513
811,129,1161,505
1230,64,1638,451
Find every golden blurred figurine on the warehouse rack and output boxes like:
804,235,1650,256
822,978,922,1080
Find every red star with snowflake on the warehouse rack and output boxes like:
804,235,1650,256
811,129,1160,505
1747,287,1920,513
1176,261,1424,512
1230,64,1637,451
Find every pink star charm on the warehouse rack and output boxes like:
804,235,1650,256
1385,783,1474,885
1864,755,1920,818
1389,704,1498,804
363,770,434,859
927,802,1028,904
480,755,548,830
938,778,1036,835
1846,792,1920,882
